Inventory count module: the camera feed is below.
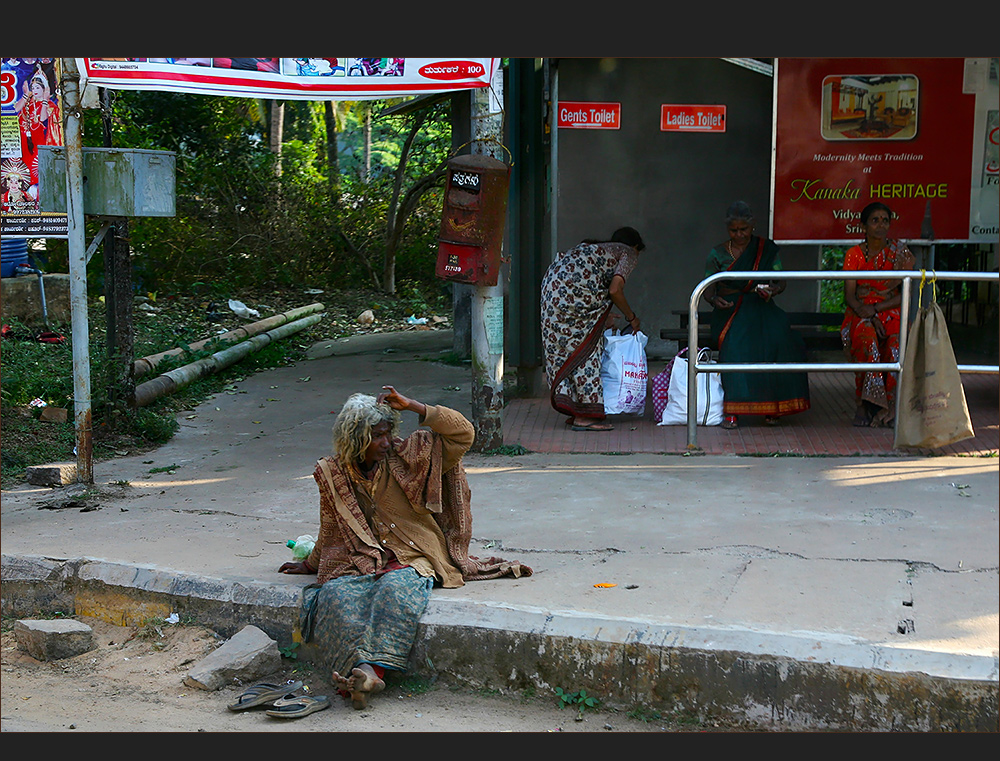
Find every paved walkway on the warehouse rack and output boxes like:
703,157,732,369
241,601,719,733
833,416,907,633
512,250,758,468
505,361,999,457
2,329,997,730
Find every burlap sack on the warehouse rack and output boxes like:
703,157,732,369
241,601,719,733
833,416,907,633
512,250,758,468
894,293,974,450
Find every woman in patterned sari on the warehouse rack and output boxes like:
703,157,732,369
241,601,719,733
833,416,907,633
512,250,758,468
703,201,810,430
840,202,915,428
541,227,645,431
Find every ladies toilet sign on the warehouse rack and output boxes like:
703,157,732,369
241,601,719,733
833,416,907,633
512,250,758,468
660,104,727,132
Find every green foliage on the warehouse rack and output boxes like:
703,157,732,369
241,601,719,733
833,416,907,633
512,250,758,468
482,444,531,456
820,246,847,316
0,318,75,408
627,705,663,723
278,642,300,660
74,90,453,297
555,687,600,717
395,674,434,695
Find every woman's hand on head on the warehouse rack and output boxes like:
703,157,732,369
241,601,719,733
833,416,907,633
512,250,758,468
377,385,410,410
278,560,313,575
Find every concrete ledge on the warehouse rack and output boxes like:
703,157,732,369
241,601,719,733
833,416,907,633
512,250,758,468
2,553,996,731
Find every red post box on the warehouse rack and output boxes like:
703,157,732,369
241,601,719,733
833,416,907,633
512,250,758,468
436,153,510,287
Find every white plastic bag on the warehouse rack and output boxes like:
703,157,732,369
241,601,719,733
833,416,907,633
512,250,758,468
658,347,724,426
600,330,648,415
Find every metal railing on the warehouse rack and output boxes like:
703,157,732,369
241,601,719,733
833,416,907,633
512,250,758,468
685,270,999,448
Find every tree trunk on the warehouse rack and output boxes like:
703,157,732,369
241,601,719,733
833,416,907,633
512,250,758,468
99,87,136,417
270,100,284,176
324,101,340,202
363,102,372,184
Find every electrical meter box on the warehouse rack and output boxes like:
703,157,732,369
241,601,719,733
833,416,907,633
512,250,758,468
38,146,176,218
435,153,510,286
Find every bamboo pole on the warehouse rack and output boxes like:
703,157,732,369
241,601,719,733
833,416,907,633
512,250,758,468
133,303,325,378
134,314,322,408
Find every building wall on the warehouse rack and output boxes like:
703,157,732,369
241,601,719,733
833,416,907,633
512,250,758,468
549,58,820,359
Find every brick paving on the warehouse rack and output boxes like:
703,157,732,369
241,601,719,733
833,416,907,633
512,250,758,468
504,369,999,457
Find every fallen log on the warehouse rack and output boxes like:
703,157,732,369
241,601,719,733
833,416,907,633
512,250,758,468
134,313,323,408
133,302,325,378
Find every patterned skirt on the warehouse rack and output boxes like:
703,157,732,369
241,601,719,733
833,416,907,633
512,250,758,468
299,567,434,677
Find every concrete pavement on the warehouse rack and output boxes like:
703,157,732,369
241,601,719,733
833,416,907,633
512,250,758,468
2,328,997,730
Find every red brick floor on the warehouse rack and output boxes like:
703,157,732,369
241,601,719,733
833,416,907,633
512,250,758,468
503,371,999,457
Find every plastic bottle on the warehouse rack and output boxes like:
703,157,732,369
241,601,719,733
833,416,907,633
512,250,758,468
286,535,316,560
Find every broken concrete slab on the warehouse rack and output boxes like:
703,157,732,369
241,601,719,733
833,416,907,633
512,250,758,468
14,618,95,660
183,624,282,692
25,462,77,486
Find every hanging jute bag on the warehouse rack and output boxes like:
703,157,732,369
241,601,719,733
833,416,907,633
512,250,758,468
894,273,975,449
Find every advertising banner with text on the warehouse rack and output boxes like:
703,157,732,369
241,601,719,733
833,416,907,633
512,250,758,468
1,58,68,237
78,58,499,101
771,57,998,244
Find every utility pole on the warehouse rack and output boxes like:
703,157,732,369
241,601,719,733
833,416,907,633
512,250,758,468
100,87,136,419
469,64,505,451
60,57,93,483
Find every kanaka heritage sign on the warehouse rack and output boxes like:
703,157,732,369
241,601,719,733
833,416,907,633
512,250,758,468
771,57,998,244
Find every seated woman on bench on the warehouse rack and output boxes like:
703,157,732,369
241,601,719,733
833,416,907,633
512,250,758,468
703,201,811,430
840,201,914,428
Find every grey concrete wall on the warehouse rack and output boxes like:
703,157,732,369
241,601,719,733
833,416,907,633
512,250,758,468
551,58,820,359
0,273,71,326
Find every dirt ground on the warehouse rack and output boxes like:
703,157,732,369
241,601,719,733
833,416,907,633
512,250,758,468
1,615,692,734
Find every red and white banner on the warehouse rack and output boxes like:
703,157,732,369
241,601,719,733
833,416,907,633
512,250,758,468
78,58,500,101
771,57,999,243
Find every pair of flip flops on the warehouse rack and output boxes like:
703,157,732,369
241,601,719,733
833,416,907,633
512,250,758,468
227,680,330,719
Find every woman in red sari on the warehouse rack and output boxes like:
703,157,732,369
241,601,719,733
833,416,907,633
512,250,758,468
841,202,915,428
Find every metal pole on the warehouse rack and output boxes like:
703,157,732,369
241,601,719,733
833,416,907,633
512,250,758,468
469,63,505,451
60,58,93,483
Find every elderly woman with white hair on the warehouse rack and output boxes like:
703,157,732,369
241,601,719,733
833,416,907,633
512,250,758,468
279,385,530,711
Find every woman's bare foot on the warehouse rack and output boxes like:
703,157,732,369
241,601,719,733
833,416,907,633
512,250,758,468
332,664,385,710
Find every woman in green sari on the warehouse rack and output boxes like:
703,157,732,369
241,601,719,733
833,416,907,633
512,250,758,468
702,201,810,430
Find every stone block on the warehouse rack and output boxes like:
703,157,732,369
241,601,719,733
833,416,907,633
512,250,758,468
38,406,69,423
14,618,95,660
183,624,282,691
26,462,77,486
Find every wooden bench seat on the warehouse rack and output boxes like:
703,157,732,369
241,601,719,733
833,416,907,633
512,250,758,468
660,311,843,352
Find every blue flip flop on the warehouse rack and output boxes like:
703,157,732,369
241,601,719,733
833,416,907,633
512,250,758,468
227,680,304,711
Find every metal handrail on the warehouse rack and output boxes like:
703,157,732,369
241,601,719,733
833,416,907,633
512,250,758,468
685,269,1000,448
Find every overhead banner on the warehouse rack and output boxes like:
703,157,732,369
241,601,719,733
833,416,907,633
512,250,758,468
771,57,999,244
1,57,68,237
78,58,500,101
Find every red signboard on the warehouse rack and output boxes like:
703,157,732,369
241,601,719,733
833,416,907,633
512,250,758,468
660,104,726,132
557,101,621,130
771,57,999,243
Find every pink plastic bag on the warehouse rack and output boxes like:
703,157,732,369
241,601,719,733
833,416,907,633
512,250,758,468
651,348,685,421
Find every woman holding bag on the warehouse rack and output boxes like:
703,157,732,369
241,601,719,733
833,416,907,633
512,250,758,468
841,201,915,428
703,201,810,430
541,227,645,431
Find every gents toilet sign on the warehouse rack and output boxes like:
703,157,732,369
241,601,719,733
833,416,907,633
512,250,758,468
557,101,621,129
660,104,727,132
